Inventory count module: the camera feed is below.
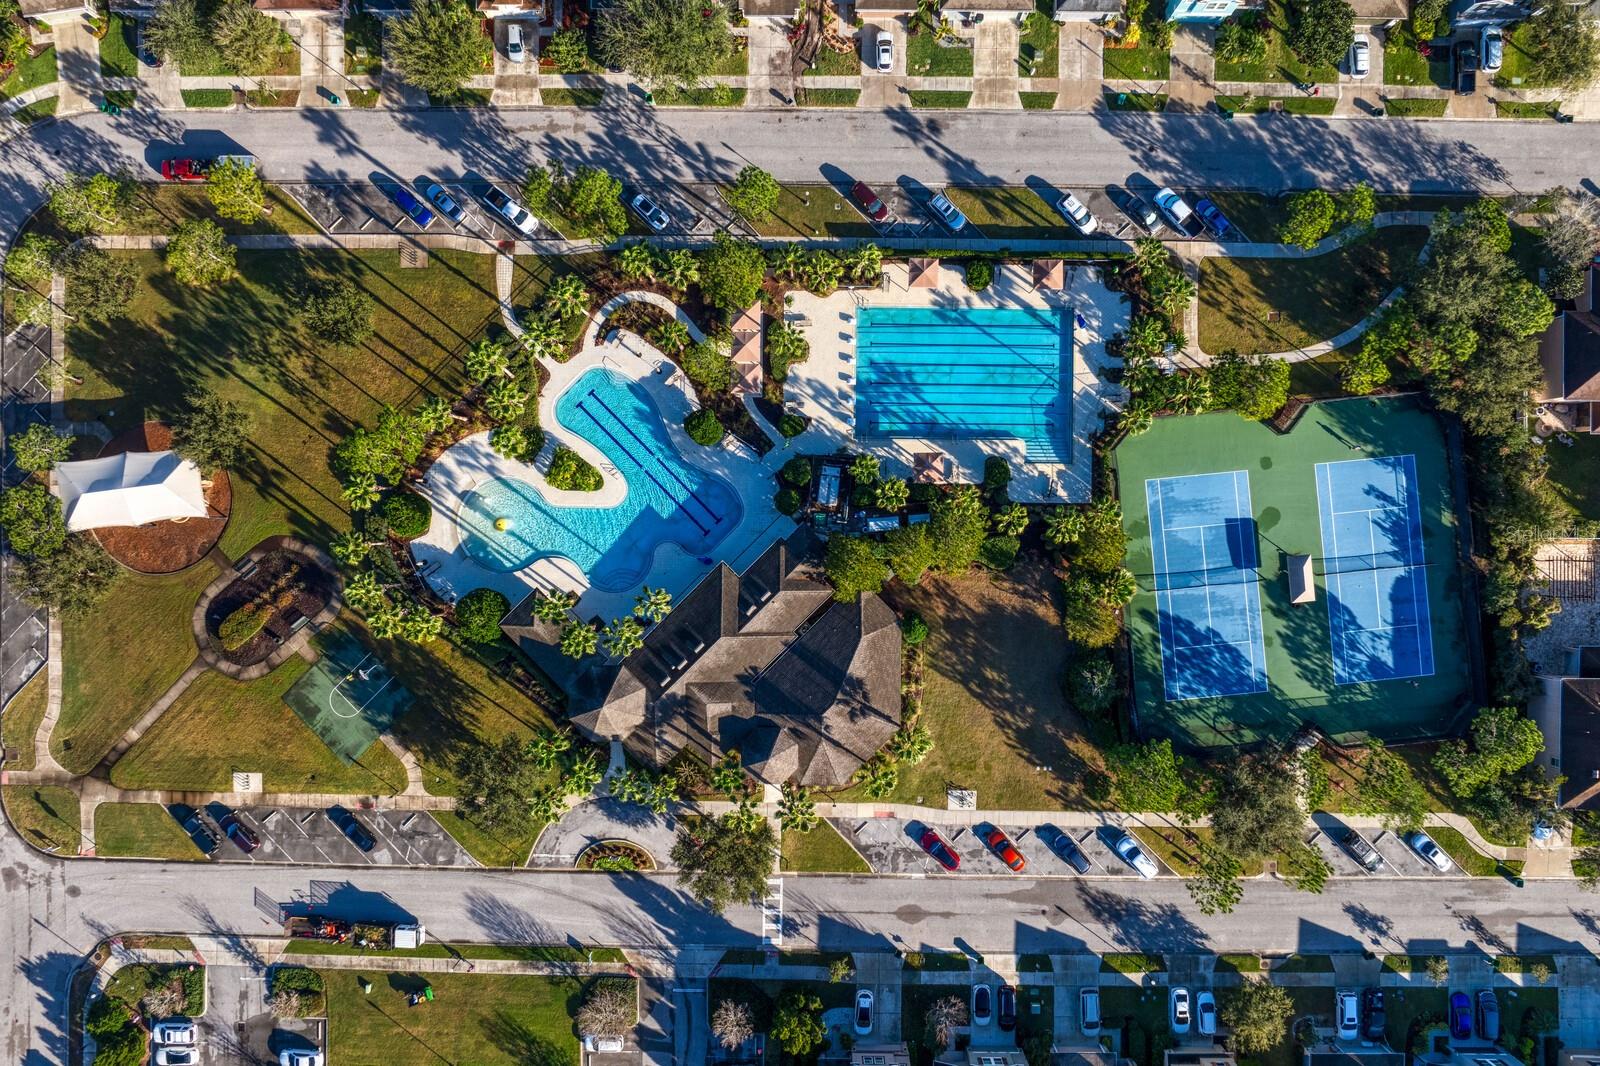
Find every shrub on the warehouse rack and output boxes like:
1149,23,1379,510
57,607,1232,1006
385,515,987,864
685,408,724,446
456,587,511,644
682,339,734,395
383,491,432,539
547,446,604,491
965,260,994,291
780,456,813,487
902,612,929,645
778,413,808,438
767,323,810,381
774,486,802,514
272,967,324,994
983,455,1012,497
219,603,269,650
979,534,1020,570
1067,652,1119,717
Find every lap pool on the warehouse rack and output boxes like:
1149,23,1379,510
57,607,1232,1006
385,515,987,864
855,306,1072,463
455,368,742,591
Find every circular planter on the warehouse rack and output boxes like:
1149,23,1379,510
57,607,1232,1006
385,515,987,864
575,839,656,872
91,422,231,575
193,537,342,678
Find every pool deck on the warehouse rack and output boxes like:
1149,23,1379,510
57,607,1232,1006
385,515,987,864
781,261,1130,503
411,309,796,624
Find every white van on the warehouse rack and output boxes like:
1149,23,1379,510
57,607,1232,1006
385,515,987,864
1081,988,1101,1037
506,23,526,63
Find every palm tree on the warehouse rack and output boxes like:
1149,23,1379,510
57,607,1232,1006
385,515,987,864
874,477,909,512
768,243,805,281
617,242,657,280
563,750,603,796
544,274,590,322
367,603,405,639
400,605,444,643
465,338,511,383
1042,506,1084,548
993,502,1029,537
658,248,699,292
521,314,566,360
527,785,564,824
528,725,573,770
633,586,673,623
1093,567,1139,606
484,380,528,424
1133,237,1169,277
843,243,883,282
489,424,531,461
1157,273,1197,320
802,249,843,293
560,619,599,659
416,395,456,433
777,783,818,833
651,320,691,354
603,616,644,658
848,454,880,484
1119,404,1155,437
342,473,382,511
533,589,578,623
343,570,387,612
329,530,375,568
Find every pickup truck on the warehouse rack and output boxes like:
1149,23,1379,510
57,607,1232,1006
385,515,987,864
283,913,426,949
161,153,257,181
1153,188,1206,238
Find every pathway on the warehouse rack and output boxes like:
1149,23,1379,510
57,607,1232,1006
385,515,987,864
96,656,208,773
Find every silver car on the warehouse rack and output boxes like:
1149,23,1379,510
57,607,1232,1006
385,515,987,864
1055,191,1099,235
875,32,894,72
424,183,466,226
1480,26,1503,71
1111,830,1158,878
630,192,672,233
482,185,538,236
1350,34,1370,77
1405,830,1454,872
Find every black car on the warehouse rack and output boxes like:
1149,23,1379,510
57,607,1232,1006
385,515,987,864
1454,41,1478,94
168,804,219,856
217,810,260,853
1109,187,1162,233
1362,988,1385,1042
327,806,376,852
1047,827,1093,874
997,984,1017,1032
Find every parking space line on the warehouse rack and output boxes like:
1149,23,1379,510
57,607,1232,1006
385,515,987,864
371,815,424,865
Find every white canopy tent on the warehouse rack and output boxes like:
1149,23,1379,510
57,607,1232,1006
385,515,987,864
53,451,209,531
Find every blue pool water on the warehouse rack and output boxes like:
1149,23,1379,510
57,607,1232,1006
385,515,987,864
855,306,1072,463
457,368,742,591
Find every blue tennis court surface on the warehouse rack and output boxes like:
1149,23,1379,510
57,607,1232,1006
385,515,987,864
855,307,1071,463
1145,470,1268,701
1315,455,1435,685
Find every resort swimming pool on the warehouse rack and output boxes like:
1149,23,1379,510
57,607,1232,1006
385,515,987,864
456,368,742,591
855,306,1072,463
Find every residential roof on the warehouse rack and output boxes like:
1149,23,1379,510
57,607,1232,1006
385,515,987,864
252,0,342,10
1539,311,1600,403
1034,259,1065,290
741,0,798,14
1561,677,1600,810
909,257,940,288
53,451,209,531
18,0,81,15
1347,0,1406,18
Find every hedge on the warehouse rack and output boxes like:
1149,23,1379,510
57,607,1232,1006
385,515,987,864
456,587,510,644
219,603,268,650
685,408,724,446
383,491,432,539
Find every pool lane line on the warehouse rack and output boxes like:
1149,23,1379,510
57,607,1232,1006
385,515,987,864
573,400,714,537
582,388,725,527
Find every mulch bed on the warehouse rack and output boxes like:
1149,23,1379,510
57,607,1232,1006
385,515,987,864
91,422,231,575
203,548,336,667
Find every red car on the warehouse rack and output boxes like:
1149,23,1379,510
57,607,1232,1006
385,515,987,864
918,828,960,871
984,827,1026,872
161,157,210,181
851,180,890,223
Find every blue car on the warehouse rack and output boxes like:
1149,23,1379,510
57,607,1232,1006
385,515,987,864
391,187,435,228
1195,197,1236,240
424,182,466,225
1449,992,1472,1040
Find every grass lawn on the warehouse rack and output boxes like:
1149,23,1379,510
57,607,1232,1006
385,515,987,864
1216,953,1262,973
1018,9,1059,78
1212,0,1339,83
55,564,218,774
1497,99,1561,118
1199,191,1293,241
832,562,1104,808
1386,96,1450,116
104,963,205,1015
1383,23,1450,87
904,983,973,1063
101,14,140,78
540,87,604,107
1104,89,1168,110
708,47,749,77
1217,94,1337,114
430,87,493,106
780,822,869,873
109,655,408,794
1381,985,1447,1050
343,10,383,75
181,88,234,107
1493,23,1545,89
1544,433,1600,520
943,186,1076,240
1496,954,1557,974
1101,953,1165,973
797,86,860,106
751,183,876,239
94,802,206,860
1020,90,1057,109
3,785,80,853
1272,954,1334,973
1103,43,1169,80
1497,987,1558,1042
907,32,974,77
1424,824,1522,878
1197,226,1428,355
907,90,971,108
1,46,57,101
651,85,745,106
2,671,47,771
285,940,625,963
10,95,55,122
808,44,861,76
322,970,583,1066
1130,826,1265,877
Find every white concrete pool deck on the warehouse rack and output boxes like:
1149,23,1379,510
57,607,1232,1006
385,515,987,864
411,293,796,624
781,261,1130,503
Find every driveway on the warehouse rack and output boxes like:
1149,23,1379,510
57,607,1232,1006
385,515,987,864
531,797,678,870
199,961,326,1066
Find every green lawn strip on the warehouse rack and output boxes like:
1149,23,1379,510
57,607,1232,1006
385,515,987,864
777,950,853,968
907,90,971,108
2,785,81,854
1215,954,1262,973
10,96,57,123
1019,953,1054,973
1018,9,1059,78
94,802,206,861
109,657,408,794
1271,954,1334,973
181,88,235,108
343,11,383,75
905,951,975,971
1496,99,1561,119
1383,23,1449,87
346,89,380,108
707,48,749,77
105,962,205,1015
1103,43,1169,80
105,89,137,109
55,565,219,774
434,808,543,868
1020,91,1057,109
651,86,745,106
1495,954,1556,975
1,45,57,100
430,88,492,106
750,183,876,239
1385,97,1449,116
1,671,47,772
807,44,861,76
321,969,585,1065
137,183,321,236
248,88,300,107
1104,89,1167,111
1200,191,1293,241
907,32,974,77
1101,953,1165,974
122,935,198,952
797,86,860,107
540,87,604,107
100,14,140,78
1218,94,1337,114
284,940,623,963
1424,824,1521,877
780,822,870,873
942,186,1075,240
1197,226,1428,355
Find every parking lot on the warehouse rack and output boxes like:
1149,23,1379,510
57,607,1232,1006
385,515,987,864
287,180,535,242
837,818,1172,878
1307,819,1463,879
179,804,474,867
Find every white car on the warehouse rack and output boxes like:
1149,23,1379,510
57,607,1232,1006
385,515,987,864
875,32,894,72
973,983,993,1026
1081,988,1101,1036
855,989,874,1036
1111,830,1158,879
506,22,526,63
1480,26,1503,71
1055,192,1099,235
1336,990,1361,1041
153,1021,197,1046
630,192,672,233
279,1051,325,1066
1170,987,1191,1035
1406,830,1454,872
1152,187,1199,235
927,192,968,232
482,185,538,236
582,1035,625,1053
1349,33,1370,77
155,1050,198,1066
1197,991,1217,1036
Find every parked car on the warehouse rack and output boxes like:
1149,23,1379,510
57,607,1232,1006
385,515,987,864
855,989,875,1035
1455,41,1478,94
1110,830,1158,878
505,22,525,63
153,1021,197,1045
390,186,435,228
1153,187,1204,237
1170,987,1191,1035
482,185,539,235
160,158,210,182
155,1049,199,1066
1341,829,1384,872
1476,990,1500,1041
629,192,672,233
1450,992,1473,1040
217,810,259,853
984,826,1026,872
1480,26,1503,72
1080,988,1102,1037
851,180,891,223
1047,828,1092,874
1337,990,1361,1041
1197,991,1217,1036
875,31,894,72
1109,186,1162,233
1362,988,1386,1041
279,1052,324,1066
1406,829,1454,872
582,1036,624,1053
326,806,376,852
1349,33,1370,78
927,192,968,233
973,984,993,1025
425,183,467,225
169,804,218,856
998,984,1017,1032
1054,191,1099,235
918,828,961,871
1194,197,1236,239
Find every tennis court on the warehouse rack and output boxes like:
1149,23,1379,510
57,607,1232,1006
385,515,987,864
282,630,413,764
1145,470,1268,701
1315,455,1435,686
